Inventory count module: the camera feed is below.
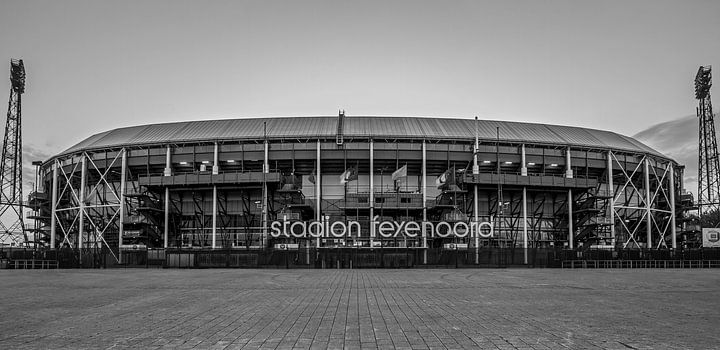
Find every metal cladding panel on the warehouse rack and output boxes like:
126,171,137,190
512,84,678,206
344,117,372,137
225,118,267,139
495,121,559,143
433,119,468,138
170,119,230,141
545,125,606,148
414,118,438,138
55,116,669,161
591,130,662,156
269,117,336,138
476,120,506,139
619,134,663,156
78,126,147,152
469,120,558,143
216,119,266,139
374,117,411,137
62,130,113,154
400,117,424,137
128,122,191,145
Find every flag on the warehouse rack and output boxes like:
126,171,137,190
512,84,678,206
435,167,454,188
391,164,407,182
340,167,358,184
308,167,316,184
435,171,447,187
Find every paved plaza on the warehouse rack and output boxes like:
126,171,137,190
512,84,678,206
1,269,719,349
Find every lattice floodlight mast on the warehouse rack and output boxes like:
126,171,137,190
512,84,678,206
0,59,26,246
695,65,720,217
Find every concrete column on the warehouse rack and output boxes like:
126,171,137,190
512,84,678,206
565,147,573,178
213,142,219,175
568,188,573,249
50,161,58,249
608,151,615,247
521,144,527,176
78,155,86,249
523,186,528,264
370,139,375,248
264,140,269,174
119,149,127,251
669,164,677,249
212,186,218,248
316,140,321,248
164,187,169,248
164,146,172,176
645,157,652,248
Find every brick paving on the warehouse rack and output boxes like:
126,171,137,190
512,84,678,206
1,269,719,349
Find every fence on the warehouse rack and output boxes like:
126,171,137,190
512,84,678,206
2,246,720,269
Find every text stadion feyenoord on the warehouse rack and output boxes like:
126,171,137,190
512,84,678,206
270,216,495,239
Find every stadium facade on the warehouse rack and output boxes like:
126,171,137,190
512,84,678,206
28,114,682,265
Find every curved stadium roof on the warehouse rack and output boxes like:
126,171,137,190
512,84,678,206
60,116,666,159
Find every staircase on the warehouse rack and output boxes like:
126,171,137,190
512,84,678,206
573,189,613,251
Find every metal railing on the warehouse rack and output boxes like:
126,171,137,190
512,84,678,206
10,259,59,269
562,260,720,269
3,247,720,269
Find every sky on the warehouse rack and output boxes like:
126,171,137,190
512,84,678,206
0,0,719,162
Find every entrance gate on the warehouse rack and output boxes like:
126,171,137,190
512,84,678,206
316,248,418,268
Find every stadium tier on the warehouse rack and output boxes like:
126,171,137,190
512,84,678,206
28,115,681,265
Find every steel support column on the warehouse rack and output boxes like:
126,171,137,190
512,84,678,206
370,139,375,247
316,140,321,248
568,188,573,249
473,118,479,264
422,140,427,264
523,186,528,264
78,155,86,249
119,149,127,253
645,157,652,248
670,164,677,249
212,185,217,249
521,144,527,176
164,187,169,248
50,160,58,249
262,140,268,244
608,151,615,247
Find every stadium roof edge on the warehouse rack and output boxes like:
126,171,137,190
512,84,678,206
55,116,671,162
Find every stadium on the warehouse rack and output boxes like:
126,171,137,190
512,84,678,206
27,113,683,267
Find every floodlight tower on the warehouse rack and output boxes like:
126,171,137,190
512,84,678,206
695,65,720,217
0,59,27,246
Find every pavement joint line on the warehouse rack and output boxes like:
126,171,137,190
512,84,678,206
1,269,719,349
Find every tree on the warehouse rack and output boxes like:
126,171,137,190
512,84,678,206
700,208,720,228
